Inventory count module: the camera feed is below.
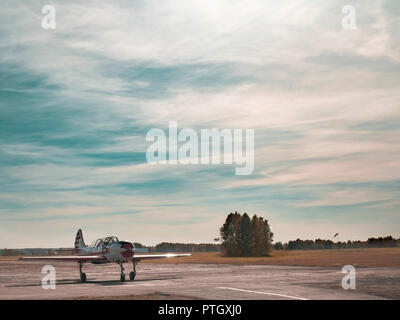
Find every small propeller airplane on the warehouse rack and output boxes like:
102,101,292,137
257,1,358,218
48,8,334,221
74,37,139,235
20,229,191,282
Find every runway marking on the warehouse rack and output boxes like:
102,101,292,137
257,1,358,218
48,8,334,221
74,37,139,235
217,287,309,300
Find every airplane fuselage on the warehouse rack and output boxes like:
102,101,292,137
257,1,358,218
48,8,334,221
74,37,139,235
76,241,134,263
20,229,190,282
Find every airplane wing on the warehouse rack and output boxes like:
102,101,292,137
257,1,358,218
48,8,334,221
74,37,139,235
19,256,106,262
132,253,191,261
19,253,191,262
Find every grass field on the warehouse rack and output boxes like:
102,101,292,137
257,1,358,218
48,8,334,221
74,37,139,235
2,247,399,267
141,248,400,267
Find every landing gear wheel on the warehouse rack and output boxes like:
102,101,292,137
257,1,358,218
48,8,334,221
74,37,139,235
80,272,87,282
129,271,136,281
120,274,126,282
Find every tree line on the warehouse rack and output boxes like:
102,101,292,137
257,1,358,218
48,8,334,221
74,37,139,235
3,213,398,257
274,236,400,250
150,242,221,253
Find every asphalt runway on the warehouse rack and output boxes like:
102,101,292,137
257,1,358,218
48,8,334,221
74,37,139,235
1,260,399,299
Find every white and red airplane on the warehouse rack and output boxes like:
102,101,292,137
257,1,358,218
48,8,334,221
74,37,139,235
20,229,191,282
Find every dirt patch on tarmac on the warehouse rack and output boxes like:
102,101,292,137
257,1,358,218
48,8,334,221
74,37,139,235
72,293,198,300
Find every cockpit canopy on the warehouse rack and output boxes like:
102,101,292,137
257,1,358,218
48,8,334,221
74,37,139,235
90,236,119,247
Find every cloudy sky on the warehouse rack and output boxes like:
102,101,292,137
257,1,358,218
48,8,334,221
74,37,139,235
1,0,399,248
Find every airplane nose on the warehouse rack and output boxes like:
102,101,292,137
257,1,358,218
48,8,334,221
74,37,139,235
120,242,134,258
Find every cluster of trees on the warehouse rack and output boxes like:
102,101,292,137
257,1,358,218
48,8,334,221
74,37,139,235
274,236,399,250
151,242,221,253
219,212,273,257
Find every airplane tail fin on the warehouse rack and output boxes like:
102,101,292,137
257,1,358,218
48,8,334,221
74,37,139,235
74,229,87,252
